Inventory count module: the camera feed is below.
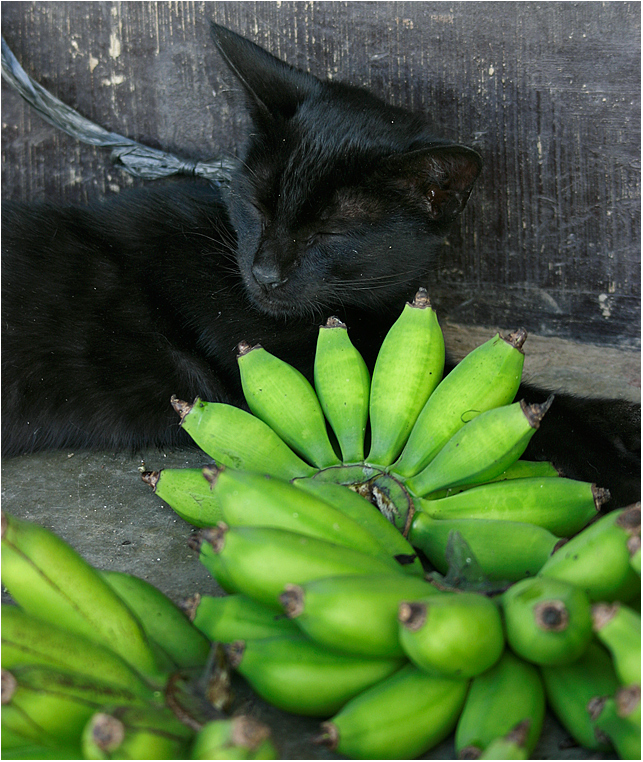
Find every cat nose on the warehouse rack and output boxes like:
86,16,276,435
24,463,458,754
252,262,288,289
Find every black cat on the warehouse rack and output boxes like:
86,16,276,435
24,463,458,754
2,24,639,507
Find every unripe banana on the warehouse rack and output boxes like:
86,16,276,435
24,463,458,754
171,397,315,479
236,342,340,468
190,716,277,760
225,634,404,717
1,605,157,701
592,602,641,686
409,512,562,582
398,592,504,678
99,570,211,670
501,576,593,666
367,289,445,467
417,476,603,537
477,720,531,760
1,666,147,747
183,593,299,641
279,573,434,657
141,467,223,527
539,503,641,601
201,465,397,562
1,513,162,681
314,316,370,463
393,329,526,478
540,641,620,750
429,459,561,500
455,649,545,757
291,478,424,576
81,705,194,760
314,663,469,759
589,690,641,761
405,398,553,497
191,523,405,609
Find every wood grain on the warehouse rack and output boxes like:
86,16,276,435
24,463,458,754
2,1,639,346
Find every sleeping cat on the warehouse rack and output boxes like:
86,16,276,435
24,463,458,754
2,23,640,507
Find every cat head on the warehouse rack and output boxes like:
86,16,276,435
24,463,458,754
211,23,482,319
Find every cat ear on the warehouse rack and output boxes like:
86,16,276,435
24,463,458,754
382,145,482,223
210,23,321,121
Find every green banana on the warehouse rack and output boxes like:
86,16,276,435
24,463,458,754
591,602,641,686
279,573,434,657
539,503,641,601
81,705,194,760
190,716,277,760
99,570,211,670
1,666,147,747
291,478,423,576
540,641,620,750
398,592,505,678
1,513,162,681
392,329,526,478
313,316,370,463
501,576,593,666
428,459,561,500
315,663,469,759
455,649,545,757
1,605,157,701
225,634,404,717
141,467,223,527
405,398,553,497
201,465,397,562
416,476,603,537
171,397,315,479
477,720,531,760
589,690,641,761
236,342,340,468
184,593,299,641
367,289,445,467
409,512,562,582
191,523,405,609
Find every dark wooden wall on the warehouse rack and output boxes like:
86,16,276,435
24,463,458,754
2,1,640,347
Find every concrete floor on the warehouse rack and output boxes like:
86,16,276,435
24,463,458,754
2,324,637,759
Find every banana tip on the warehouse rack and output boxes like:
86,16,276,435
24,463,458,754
312,721,339,750
202,464,223,487
398,600,427,631
170,395,193,421
237,340,261,357
616,685,641,718
1,670,17,704
323,315,346,329
224,640,245,668
180,593,201,622
458,746,482,760
591,602,618,632
279,584,304,618
90,713,125,752
411,287,431,309
504,327,528,351
140,470,160,489
534,600,569,632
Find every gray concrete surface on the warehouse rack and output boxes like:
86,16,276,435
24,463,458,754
2,326,636,759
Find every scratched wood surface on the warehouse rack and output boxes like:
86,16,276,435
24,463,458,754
2,1,640,347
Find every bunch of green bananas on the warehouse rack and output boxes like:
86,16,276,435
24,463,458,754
1,511,278,760
138,288,640,759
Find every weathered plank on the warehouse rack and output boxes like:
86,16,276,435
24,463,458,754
2,1,640,346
